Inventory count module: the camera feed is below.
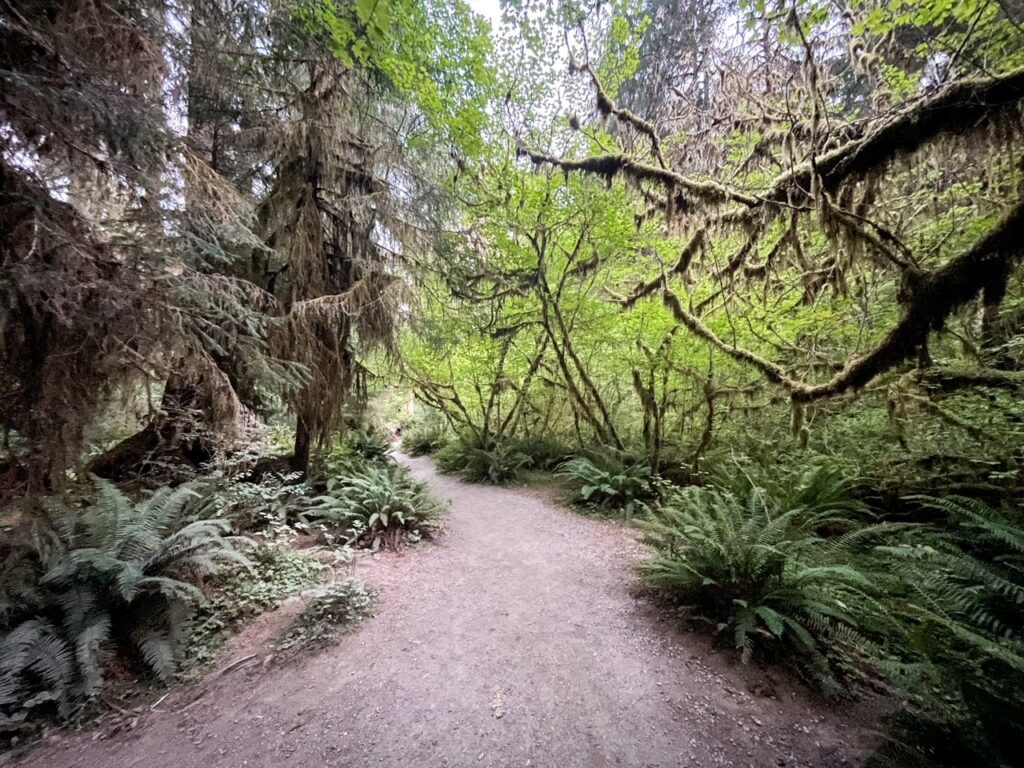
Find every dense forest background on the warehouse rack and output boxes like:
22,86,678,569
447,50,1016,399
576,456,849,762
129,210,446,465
2,0,1024,765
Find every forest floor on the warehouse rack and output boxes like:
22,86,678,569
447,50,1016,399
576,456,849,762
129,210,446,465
16,455,880,768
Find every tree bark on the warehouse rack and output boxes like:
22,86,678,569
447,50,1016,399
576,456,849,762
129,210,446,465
291,415,312,474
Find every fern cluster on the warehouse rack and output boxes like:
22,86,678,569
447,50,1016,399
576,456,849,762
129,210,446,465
639,463,1024,762
868,495,1024,765
511,435,574,470
399,416,449,457
304,461,443,550
196,468,309,533
341,428,393,464
556,455,653,516
0,479,246,734
434,434,530,484
637,483,886,693
431,431,577,484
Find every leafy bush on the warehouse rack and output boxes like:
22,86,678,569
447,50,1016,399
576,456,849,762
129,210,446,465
275,578,372,652
342,427,392,463
432,438,467,473
0,479,246,732
637,484,885,692
400,416,448,456
780,464,871,518
556,455,652,516
196,469,309,533
0,620,76,730
465,441,530,484
306,461,442,550
868,496,1024,766
182,545,332,673
434,434,529,484
514,435,574,470
703,455,868,515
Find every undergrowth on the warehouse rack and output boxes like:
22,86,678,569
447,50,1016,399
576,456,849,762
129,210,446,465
434,434,530,484
181,545,333,674
866,495,1024,767
304,460,443,550
275,578,373,653
341,428,392,464
0,479,246,737
556,454,653,516
400,415,449,456
637,482,890,694
635,455,1024,765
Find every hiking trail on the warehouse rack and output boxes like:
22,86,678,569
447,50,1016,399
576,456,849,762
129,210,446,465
19,455,875,768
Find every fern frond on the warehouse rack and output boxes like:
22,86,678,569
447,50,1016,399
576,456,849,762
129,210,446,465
135,631,177,681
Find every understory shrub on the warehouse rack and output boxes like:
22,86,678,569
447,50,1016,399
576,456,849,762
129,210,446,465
0,479,246,734
640,471,1024,762
432,439,466,473
434,434,529,484
866,495,1024,766
703,455,869,516
638,484,888,693
400,416,449,456
556,455,653,516
341,427,392,464
182,544,332,672
275,578,373,652
197,469,309,533
305,461,443,550
512,435,575,470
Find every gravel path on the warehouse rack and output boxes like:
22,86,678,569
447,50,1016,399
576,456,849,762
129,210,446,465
18,455,876,768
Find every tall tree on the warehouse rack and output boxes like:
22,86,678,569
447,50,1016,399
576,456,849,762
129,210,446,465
253,0,494,472
0,0,277,486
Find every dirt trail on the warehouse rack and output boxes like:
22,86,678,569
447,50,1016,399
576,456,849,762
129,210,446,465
19,456,877,768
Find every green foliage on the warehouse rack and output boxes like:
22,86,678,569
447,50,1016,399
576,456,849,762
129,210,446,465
779,464,871,518
638,484,884,693
307,461,443,549
869,496,1024,765
0,620,76,733
197,470,310,534
400,416,449,456
182,545,331,673
6,0,1024,760
275,578,373,653
0,479,246,731
465,441,531,484
305,0,495,155
342,427,393,464
511,435,575,471
432,439,465,474
640,473,1024,757
434,435,530,484
556,455,652,516
706,459,871,520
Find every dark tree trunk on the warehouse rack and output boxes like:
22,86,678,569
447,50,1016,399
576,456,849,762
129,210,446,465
291,415,312,474
86,369,217,481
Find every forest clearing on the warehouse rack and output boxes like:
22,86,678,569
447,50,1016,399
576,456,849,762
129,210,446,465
1,0,1023,766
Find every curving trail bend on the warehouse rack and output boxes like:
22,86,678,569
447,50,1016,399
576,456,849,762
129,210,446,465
18,455,876,768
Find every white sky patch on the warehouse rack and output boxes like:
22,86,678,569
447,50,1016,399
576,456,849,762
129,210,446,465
466,0,502,28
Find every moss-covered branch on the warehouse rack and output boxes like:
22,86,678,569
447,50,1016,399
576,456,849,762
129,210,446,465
522,66,1024,217
659,200,1024,403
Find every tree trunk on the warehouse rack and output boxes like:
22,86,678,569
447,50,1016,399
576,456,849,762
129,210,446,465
86,369,217,481
291,415,312,474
